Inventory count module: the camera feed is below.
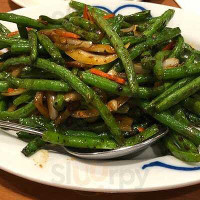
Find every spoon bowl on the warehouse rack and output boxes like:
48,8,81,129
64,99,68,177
64,126,168,159
0,120,168,160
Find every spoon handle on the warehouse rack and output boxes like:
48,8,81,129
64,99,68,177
0,120,43,136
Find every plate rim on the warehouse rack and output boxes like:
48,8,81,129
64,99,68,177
1,0,200,192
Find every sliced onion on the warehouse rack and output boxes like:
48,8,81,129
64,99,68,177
133,63,149,74
55,41,92,51
65,49,118,65
66,61,93,68
72,96,129,118
11,67,22,77
55,108,70,125
7,104,17,112
47,92,58,120
121,25,137,33
107,96,129,112
71,109,99,118
108,69,118,76
64,92,82,102
81,44,115,54
2,88,26,96
34,92,49,118
163,58,179,69
56,42,115,54
116,116,133,132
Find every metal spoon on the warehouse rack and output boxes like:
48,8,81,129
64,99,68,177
0,120,168,159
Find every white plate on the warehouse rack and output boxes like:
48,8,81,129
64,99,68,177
1,0,200,193
11,0,142,8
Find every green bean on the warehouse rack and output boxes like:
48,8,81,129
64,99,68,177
163,62,200,80
182,97,200,116
136,74,154,84
0,81,10,92
74,122,108,133
125,124,159,146
0,22,10,35
20,68,57,79
69,1,107,16
0,13,47,29
13,91,35,107
154,50,170,80
17,24,28,39
53,93,65,111
173,105,190,125
124,10,151,23
111,62,124,73
28,30,38,62
71,67,79,75
121,21,131,28
0,35,27,46
169,36,184,58
139,101,200,145
19,115,55,130
185,53,196,65
109,14,124,33
101,35,146,45
17,132,38,141
1,72,71,92
141,56,155,71
37,32,65,65
164,135,200,162
184,109,200,126
42,130,117,149
171,132,198,153
156,76,200,112
80,71,169,98
39,15,65,25
22,137,46,157
0,100,7,111
61,130,109,139
94,63,113,72
92,10,139,95
130,121,152,135
35,58,124,145
129,27,181,60
0,101,35,120
143,9,174,37
62,21,101,43
184,43,200,56
0,43,8,50
64,11,83,20
124,35,146,45
10,42,46,55
69,16,97,32
148,77,194,109
0,56,31,72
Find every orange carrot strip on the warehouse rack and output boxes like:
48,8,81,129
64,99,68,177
7,31,19,38
54,29,80,39
83,5,89,20
103,13,115,20
7,28,32,38
7,88,15,93
162,41,175,51
138,127,145,133
90,68,126,85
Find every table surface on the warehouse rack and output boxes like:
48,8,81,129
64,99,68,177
0,0,199,199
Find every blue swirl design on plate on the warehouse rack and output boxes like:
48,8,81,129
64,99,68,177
95,4,146,14
142,161,200,171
